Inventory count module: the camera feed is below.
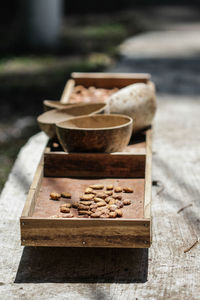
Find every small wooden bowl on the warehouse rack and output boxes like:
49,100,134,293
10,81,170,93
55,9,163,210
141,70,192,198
37,103,106,138
56,114,133,153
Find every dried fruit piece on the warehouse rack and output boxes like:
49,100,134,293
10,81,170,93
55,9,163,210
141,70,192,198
72,202,79,208
78,204,90,210
109,198,117,205
123,199,131,205
89,184,104,190
114,187,122,193
95,192,107,199
113,194,122,200
80,194,94,201
105,190,113,196
123,187,133,193
106,184,113,190
60,206,70,213
109,211,117,218
116,209,123,217
50,192,61,200
78,210,92,215
85,187,93,194
61,192,71,198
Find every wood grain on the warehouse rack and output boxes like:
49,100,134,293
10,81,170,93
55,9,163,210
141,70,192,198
20,217,150,248
72,72,150,88
44,152,145,178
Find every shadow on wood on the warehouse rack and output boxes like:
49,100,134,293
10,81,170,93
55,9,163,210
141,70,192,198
15,247,148,283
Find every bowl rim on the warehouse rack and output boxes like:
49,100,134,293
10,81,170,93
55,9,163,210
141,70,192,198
56,114,133,131
37,102,107,125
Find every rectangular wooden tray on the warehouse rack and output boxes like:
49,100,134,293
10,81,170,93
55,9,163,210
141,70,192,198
20,73,152,248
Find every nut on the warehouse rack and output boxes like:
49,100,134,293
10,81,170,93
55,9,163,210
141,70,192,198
50,192,61,200
109,211,117,218
113,194,122,200
105,191,113,196
109,198,117,205
115,200,124,208
96,201,106,207
115,209,123,217
85,187,93,194
72,202,79,208
61,192,71,198
95,192,107,199
91,212,101,218
94,197,105,203
80,194,94,201
123,199,131,205
100,213,109,218
114,187,122,193
80,201,93,206
108,204,117,212
89,184,104,190
106,184,113,190
60,203,72,208
78,204,90,210
62,213,74,218
60,206,70,213
123,187,133,193
78,210,92,215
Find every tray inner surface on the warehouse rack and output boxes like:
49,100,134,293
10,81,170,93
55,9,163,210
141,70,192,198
32,177,144,219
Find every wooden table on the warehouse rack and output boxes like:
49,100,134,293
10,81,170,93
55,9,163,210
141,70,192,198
0,95,199,299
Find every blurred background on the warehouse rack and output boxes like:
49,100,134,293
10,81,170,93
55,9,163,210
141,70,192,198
0,0,200,191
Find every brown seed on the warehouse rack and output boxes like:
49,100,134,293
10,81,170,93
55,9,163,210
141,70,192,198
106,184,113,190
116,209,123,217
62,213,74,218
108,204,117,212
85,187,93,194
95,192,107,199
89,184,104,190
60,206,70,213
91,212,101,218
123,187,133,193
113,194,122,200
109,211,117,218
60,203,72,208
109,198,117,205
94,197,105,203
78,204,90,210
96,201,106,207
61,192,71,198
78,210,92,215
115,200,124,208
72,202,79,208
80,194,94,201
114,186,123,193
80,201,93,206
105,190,113,196
123,199,131,205
50,192,61,200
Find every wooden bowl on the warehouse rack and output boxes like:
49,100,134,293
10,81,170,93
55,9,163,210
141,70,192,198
43,100,79,112
56,114,133,153
37,103,106,138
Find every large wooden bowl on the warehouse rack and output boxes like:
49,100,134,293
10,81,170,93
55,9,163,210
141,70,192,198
37,103,106,138
56,114,133,153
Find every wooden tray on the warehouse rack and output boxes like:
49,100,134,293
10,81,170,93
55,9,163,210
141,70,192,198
20,73,152,248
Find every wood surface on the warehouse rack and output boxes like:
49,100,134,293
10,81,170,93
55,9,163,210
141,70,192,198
72,72,150,88
44,152,146,178
1,96,199,298
20,217,150,248
144,129,152,219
